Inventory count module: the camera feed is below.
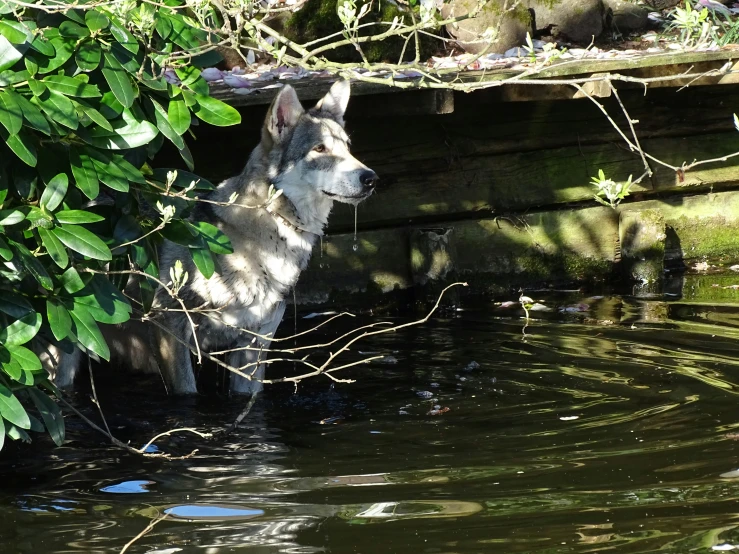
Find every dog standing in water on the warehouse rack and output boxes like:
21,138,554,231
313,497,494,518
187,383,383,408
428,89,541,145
44,80,378,395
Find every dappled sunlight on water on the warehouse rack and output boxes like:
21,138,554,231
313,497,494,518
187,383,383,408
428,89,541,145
5,294,739,552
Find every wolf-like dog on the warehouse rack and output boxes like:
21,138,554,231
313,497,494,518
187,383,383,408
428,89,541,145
44,80,377,395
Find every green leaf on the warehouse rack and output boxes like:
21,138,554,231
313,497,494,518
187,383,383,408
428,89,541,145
43,75,101,98
178,140,195,172
6,423,31,442
102,52,134,109
85,10,110,32
7,346,41,371
0,293,33,319
28,78,45,96
175,66,208,95
28,388,65,446
0,127,37,167
72,99,113,131
90,152,128,191
29,34,54,57
0,237,11,261
0,68,29,86
40,173,68,212
148,97,184,149
36,91,79,130
109,21,138,53
0,20,31,44
61,267,88,294
55,210,104,224
15,93,50,135
0,35,21,72
24,206,53,229
191,247,215,279
69,147,99,200
69,302,109,360
47,298,72,341
71,275,131,324
83,110,158,150
0,89,22,135
99,91,123,119
0,311,41,347
0,209,25,226
39,227,68,268
0,384,30,429
192,93,241,127
167,98,190,135
59,21,89,38
54,224,111,261
38,36,75,74
75,41,101,71
1,356,21,380
189,221,233,254
111,155,145,184
8,240,53,290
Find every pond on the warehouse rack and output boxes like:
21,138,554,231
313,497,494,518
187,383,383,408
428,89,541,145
3,285,739,553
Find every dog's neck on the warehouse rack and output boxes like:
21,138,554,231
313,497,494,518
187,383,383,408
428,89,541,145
263,189,322,236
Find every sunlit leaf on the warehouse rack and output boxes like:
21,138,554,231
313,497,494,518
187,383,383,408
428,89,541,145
54,224,111,261
69,302,109,360
40,173,68,212
192,93,241,127
0,311,41,347
38,227,68,268
0,89,22,135
47,298,72,341
102,51,134,109
0,384,30,429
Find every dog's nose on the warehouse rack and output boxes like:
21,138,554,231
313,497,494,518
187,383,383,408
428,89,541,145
360,170,378,189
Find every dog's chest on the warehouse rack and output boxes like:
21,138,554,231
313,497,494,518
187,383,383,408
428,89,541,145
202,221,315,337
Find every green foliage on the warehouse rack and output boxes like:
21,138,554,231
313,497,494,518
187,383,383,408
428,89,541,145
283,0,438,63
0,0,240,449
591,169,633,209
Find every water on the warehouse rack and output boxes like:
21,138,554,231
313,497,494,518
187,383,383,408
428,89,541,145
5,291,739,553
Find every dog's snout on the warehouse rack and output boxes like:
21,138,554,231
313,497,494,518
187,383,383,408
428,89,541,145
360,170,378,189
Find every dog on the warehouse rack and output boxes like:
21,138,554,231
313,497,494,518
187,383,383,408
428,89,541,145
44,80,377,395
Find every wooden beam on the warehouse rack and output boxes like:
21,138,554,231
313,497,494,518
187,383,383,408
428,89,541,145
209,49,739,107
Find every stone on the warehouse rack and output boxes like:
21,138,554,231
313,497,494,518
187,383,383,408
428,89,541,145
528,0,606,43
442,0,532,55
604,0,649,33
619,209,666,285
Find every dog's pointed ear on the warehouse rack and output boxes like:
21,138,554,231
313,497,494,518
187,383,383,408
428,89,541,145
315,80,350,125
262,85,303,149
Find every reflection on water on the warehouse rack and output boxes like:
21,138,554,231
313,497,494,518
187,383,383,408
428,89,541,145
6,293,739,552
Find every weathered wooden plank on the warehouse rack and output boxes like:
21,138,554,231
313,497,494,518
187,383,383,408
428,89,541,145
187,84,739,206
210,49,739,107
327,130,739,231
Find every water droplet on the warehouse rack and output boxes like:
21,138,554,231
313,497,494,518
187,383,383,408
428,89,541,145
352,243,358,252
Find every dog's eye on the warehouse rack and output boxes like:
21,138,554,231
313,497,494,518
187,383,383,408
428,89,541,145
313,144,326,153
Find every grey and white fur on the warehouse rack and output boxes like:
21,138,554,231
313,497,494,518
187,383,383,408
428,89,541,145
45,80,377,395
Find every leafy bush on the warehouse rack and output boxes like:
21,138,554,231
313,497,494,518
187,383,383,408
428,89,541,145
0,0,240,449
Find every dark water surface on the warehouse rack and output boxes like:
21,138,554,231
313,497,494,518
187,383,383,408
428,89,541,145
4,292,739,553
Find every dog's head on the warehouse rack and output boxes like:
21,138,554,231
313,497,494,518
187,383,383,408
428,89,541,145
261,81,377,206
